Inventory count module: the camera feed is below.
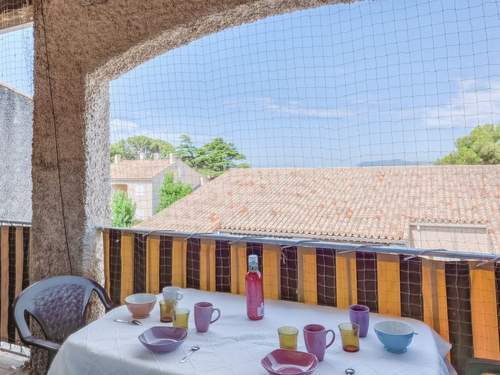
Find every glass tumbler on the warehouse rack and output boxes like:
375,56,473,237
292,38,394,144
159,299,177,323
338,322,360,352
278,326,299,350
173,307,190,329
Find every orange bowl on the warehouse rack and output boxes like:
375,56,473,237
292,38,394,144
125,293,157,319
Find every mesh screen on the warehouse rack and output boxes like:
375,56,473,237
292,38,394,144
0,0,499,371
106,1,498,262
1,0,30,12
280,247,298,301
133,234,147,293
399,256,423,321
316,248,336,307
186,238,200,289
7,227,15,342
159,236,172,288
0,3,498,253
496,263,500,344
109,229,122,305
22,227,29,290
356,252,378,313
215,240,231,292
445,261,473,374
0,1,31,32
0,17,32,96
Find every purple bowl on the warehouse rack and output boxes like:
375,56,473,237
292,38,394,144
261,349,318,375
138,326,187,353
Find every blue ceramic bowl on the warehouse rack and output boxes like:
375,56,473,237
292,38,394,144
138,326,187,353
374,321,416,354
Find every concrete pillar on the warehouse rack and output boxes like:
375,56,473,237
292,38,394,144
31,29,110,282
31,0,345,284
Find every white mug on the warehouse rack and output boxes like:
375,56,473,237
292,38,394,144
162,286,183,301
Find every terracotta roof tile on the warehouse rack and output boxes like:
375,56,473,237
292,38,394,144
137,165,500,250
111,160,172,180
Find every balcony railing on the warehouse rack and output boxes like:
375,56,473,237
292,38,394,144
0,221,499,373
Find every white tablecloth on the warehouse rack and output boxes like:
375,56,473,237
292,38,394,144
49,289,452,375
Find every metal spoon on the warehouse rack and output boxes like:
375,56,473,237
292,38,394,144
180,345,200,363
114,318,143,326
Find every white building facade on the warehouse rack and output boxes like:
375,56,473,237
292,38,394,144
111,155,203,221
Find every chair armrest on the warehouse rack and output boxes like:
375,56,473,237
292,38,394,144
23,335,61,352
90,281,114,312
100,295,115,312
465,358,500,375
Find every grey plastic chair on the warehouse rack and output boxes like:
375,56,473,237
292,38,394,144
465,358,500,375
13,275,113,354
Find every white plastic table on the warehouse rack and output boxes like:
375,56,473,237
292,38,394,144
48,289,452,375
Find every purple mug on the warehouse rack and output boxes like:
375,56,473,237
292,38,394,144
194,302,221,332
349,304,370,337
303,324,335,361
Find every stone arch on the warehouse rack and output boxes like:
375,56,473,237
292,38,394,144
31,0,350,283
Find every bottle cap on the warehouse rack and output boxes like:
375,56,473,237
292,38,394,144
248,254,259,268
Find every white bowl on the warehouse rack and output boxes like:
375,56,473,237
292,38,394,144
125,293,157,319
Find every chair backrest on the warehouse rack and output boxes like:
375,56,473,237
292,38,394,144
14,275,112,345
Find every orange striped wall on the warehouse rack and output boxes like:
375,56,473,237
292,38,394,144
101,232,499,372
1,225,498,370
0,225,29,344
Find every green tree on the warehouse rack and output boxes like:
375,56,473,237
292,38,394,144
195,137,246,175
175,136,248,176
111,191,136,227
157,173,193,212
175,134,198,166
110,136,175,161
110,140,134,160
435,124,500,165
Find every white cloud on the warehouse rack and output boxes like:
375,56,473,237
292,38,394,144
110,118,213,145
424,79,500,129
110,118,139,132
224,97,352,119
262,97,351,119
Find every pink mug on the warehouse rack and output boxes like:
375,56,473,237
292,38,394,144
303,324,335,361
194,302,221,332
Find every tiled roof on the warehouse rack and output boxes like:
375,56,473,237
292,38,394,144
137,166,500,249
111,160,172,180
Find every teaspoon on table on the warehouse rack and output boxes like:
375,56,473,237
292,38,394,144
114,318,143,326
180,345,200,363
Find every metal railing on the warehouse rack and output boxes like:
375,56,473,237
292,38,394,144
108,224,500,262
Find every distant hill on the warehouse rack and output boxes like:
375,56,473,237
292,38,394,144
357,159,429,167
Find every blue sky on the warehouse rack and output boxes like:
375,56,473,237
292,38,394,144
2,0,500,167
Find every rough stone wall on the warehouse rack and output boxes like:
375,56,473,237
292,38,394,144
0,84,32,222
31,0,352,281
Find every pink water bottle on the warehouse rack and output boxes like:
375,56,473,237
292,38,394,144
246,254,264,320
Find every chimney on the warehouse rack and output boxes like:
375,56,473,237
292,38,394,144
139,152,145,160
114,154,120,163
153,152,160,160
